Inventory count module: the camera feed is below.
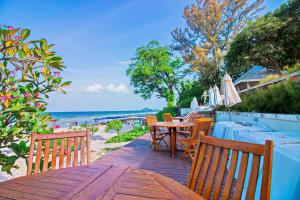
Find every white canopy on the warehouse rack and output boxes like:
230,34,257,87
213,85,223,106
190,97,199,110
222,73,241,107
208,87,215,107
209,86,223,108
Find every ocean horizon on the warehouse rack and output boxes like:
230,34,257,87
47,109,157,127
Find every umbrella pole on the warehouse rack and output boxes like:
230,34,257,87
213,106,217,123
228,107,231,121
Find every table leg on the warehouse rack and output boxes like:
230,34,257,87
170,127,175,159
153,126,157,150
174,127,177,152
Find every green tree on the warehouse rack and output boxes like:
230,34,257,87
177,80,204,108
172,0,263,87
127,40,185,107
225,0,300,79
105,120,123,135
0,26,71,174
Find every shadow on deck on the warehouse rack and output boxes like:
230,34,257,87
95,133,192,185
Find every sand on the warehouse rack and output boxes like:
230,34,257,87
0,124,132,182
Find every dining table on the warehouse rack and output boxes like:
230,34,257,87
150,122,194,158
213,121,300,200
0,164,202,200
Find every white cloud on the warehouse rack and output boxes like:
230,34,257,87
85,83,129,93
106,84,129,93
86,84,103,93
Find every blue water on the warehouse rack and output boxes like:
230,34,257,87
47,110,156,127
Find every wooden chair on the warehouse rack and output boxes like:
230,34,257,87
188,135,273,200
27,129,90,175
163,113,173,122
177,114,203,137
178,118,212,160
146,115,169,149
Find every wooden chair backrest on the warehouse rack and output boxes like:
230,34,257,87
191,118,212,140
146,116,158,132
146,115,158,125
163,113,173,122
188,135,273,200
27,129,90,175
189,114,203,122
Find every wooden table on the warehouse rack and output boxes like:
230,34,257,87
0,164,202,200
150,122,194,158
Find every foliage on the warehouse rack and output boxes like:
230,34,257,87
259,74,281,84
225,0,300,79
177,80,204,108
156,107,178,122
105,120,123,134
79,124,99,135
172,0,263,87
285,63,300,74
232,78,300,114
127,40,185,107
0,26,71,174
105,126,149,143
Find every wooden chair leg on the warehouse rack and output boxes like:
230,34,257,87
162,137,169,147
180,151,187,160
188,150,194,160
150,133,158,150
180,145,189,160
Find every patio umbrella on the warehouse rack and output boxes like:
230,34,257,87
208,87,215,107
190,97,199,110
213,85,223,106
222,73,242,120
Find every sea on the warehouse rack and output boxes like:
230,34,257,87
47,109,157,128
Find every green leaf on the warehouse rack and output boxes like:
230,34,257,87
40,38,47,49
60,81,72,87
21,29,30,41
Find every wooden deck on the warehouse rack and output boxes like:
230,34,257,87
95,133,192,185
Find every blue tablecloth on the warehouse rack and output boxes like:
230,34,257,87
213,121,300,200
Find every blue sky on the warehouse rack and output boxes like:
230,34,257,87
0,0,285,111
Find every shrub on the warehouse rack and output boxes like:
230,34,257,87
0,26,70,174
233,77,300,114
156,107,178,121
105,120,123,134
106,126,149,143
80,124,99,136
285,63,300,74
259,74,281,84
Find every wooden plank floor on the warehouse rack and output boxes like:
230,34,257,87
95,133,192,185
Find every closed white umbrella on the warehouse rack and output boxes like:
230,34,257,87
222,73,241,107
213,85,223,106
222,73,242,120
190,97,199,110
208,87,215,107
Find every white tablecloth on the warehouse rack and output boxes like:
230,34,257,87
213,121,300,200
